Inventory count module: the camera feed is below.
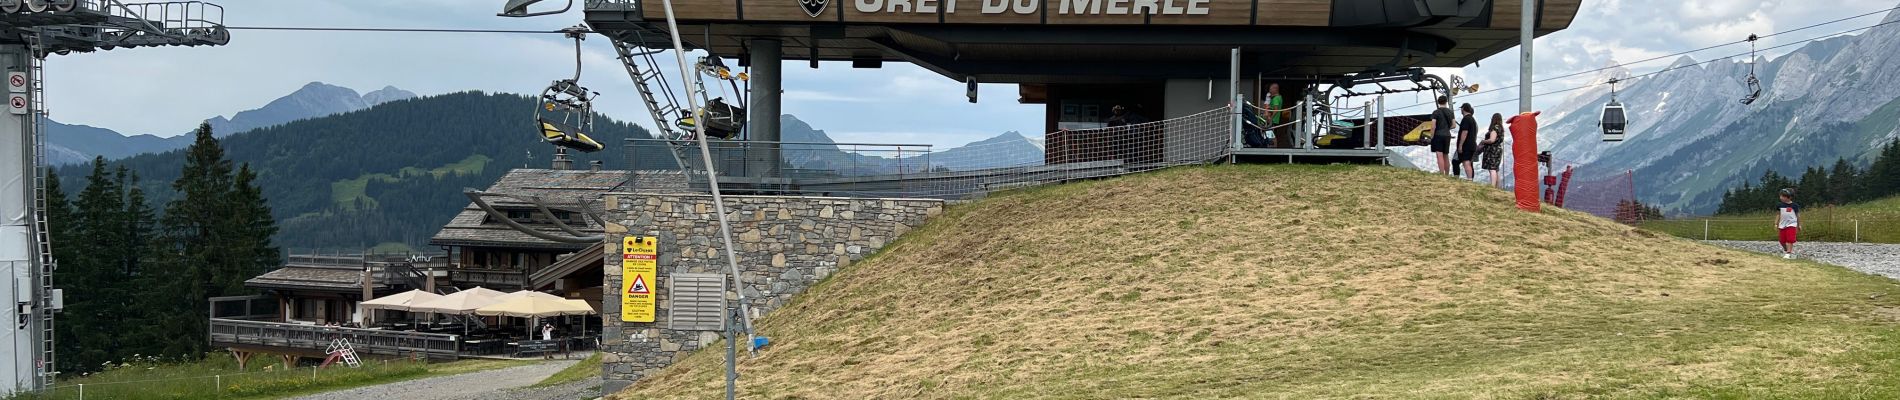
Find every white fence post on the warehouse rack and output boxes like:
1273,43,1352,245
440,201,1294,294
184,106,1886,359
1855,220,1861,243
1703,219,1710,240
215,375,221,397
78,384,83,400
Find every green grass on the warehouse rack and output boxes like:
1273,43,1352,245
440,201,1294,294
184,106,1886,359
330,154,492,211
613,165,1900,399
531,352,601,388
1644,195,1900,243
368,242,417,254
9,354,533,400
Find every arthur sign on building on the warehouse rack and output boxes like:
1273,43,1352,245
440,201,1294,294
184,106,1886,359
621,236,658,323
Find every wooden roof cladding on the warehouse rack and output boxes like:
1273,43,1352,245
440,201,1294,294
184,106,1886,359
589,0,1583,82
629,0,1573,28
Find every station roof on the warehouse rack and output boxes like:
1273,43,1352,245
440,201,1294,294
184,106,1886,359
429,168,625,251
584,0,1582,83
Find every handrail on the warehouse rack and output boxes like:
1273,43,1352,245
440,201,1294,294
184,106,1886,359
626,138,938,148
208,318,461,360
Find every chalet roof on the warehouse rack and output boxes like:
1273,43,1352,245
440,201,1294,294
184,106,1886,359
429,168,628,250
246,266,381,292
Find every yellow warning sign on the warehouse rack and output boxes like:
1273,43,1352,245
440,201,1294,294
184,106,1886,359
621,236,658,323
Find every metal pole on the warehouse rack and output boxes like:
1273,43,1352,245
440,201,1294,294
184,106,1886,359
1362,102,1371,149
1230,48,1242,153
748,39,782,180
1377,96,1386,151
658,0,759,355
1520,0,1535,114
724,307,738,400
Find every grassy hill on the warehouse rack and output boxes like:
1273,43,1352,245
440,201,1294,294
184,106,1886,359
1644,195,1900,243
614,165,1900,399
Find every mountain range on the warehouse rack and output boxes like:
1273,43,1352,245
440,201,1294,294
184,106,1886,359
58,85,1040,251
44,82,417,165
1530,8,1900,215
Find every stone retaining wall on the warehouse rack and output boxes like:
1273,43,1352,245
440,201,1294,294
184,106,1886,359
597,193,943,393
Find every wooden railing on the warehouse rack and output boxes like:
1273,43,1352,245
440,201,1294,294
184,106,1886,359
208,318,461,361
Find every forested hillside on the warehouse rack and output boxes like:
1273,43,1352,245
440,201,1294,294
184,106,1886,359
60,91,673,252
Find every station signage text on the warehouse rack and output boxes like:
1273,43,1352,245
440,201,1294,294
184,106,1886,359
851,0,1213,15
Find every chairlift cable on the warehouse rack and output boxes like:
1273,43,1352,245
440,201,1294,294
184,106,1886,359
1419,17,1900,111
1390,5,1900,112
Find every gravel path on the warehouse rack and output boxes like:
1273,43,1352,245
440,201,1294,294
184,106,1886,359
1706,240,1900,279
288,359,582,400
471,376,601,400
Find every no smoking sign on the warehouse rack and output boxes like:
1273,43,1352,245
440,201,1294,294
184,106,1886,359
9,94,27,115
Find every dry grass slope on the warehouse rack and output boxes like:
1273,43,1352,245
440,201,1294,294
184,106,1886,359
613,165,1900,399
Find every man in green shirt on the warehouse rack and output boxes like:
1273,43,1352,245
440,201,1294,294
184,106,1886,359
1263,83,1286,147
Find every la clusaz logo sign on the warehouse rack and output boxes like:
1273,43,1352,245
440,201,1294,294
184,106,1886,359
801,0,828,17
834,0,1213,16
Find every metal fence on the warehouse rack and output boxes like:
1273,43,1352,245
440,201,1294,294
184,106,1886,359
624,106,1236,200
1639,217,1896,243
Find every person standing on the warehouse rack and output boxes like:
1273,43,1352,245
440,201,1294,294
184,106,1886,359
541,322,555,341
1265,83,1286,147
1430,96,1456,175
1456,103,1479,179
1480,113,1507,187
1776,188,1801,259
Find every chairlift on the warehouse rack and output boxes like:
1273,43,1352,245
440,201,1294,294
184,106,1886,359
1740,34,1763,105
535,26,604,153
1600,78,1627,142
673,55,750,139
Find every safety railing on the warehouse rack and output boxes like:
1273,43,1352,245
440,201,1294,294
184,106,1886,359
1639,217,1898,244
627,106,1236,200
208,318,461,361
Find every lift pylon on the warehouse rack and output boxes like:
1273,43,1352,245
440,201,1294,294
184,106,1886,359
0,1,231,395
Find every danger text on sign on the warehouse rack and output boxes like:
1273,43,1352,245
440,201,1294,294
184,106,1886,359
621,236,658,322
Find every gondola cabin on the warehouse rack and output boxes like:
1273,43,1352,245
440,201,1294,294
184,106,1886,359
1600,100,1627,142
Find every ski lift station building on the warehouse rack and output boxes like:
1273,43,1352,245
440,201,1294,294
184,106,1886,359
584,0,1581,165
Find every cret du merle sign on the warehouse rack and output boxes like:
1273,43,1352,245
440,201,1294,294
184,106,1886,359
848,0,1213,15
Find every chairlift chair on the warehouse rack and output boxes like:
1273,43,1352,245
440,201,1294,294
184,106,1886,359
534,26,605,152
1740,34,1763,105
675,98,747,140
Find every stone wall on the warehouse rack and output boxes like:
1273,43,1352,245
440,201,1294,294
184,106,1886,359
597,193,944,394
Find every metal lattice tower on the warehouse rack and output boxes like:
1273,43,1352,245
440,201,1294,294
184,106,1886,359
0,0,229,395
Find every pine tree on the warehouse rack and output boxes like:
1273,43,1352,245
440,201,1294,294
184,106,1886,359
1827,158,1860,205
44,169,89,373
155,123,239,357
66,157,126,371
1797,166,1828,207
227,164,281,288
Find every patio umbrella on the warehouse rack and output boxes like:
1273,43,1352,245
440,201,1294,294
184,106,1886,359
494,290,566,301
359,289,444,325
409,287,507,336
473,297,597,339
408,287,506,314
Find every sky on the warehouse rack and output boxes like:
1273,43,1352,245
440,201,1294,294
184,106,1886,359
42,0,1900,149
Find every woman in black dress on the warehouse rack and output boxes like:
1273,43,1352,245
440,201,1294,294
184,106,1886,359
1479,113,1506,187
